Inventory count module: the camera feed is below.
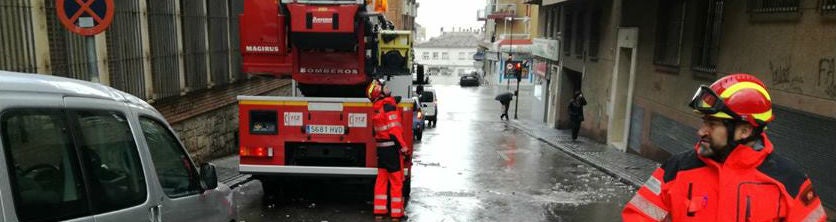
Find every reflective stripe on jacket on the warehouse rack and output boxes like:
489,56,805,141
622,134,826,222
372,97,408,149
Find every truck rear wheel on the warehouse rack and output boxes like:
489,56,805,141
260,178,285,204
415,128,423,141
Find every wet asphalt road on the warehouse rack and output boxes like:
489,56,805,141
234,75,637,222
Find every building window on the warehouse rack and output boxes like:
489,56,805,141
692,0,724,74
545,9,553,39
748,0,799,13
422,52,430,60
588,6,602,61
442,52,449,60
562,6,573,56
654,0,686,67
432,52,439,60
458,52,466,60
551,7,560,39
822,0,836,13
574,4,586,59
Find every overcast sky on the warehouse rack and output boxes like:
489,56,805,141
415,0,485,39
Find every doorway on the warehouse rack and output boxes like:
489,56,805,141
547,65,560,127
607,27,638,152
557,68,582,129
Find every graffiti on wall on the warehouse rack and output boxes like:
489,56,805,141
819,58,836,98
769,60,803,93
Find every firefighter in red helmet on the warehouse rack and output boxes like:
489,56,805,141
367,79,409,221
623,74,827,221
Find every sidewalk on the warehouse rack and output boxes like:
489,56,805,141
508,119,659,188
209,154,251,188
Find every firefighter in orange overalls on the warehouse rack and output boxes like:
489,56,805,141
622,74,827,221
367,80,409,221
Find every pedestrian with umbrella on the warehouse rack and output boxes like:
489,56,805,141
495,92,514,120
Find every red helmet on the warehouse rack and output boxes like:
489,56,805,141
689,73,773,127
366,80,383,101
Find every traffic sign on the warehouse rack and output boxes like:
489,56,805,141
506,63,514,70
57,0,115,36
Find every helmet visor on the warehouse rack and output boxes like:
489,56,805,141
689,85,725,115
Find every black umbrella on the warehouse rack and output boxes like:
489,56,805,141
495,92,513,102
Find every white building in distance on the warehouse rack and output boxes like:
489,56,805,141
414,31,480,76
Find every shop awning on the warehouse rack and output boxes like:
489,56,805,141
494,39,532,54
542,0,569,6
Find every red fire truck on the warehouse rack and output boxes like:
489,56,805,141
237,0,415,197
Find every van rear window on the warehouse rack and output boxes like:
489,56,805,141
420,91,434,102
250,110,278,134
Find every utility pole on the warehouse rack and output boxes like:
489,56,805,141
514,59,521,119
508,16,521,120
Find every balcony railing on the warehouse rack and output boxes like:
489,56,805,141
281,0,364,4
486,3,517,19
823,0,836,13
498,33,530,40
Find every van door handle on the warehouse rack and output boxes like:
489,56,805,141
149,204,162,222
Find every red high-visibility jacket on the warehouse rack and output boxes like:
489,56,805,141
623,134,827,222
372,97,408,150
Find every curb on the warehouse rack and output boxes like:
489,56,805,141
220,173,253,189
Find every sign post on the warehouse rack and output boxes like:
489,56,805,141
56,0,114,83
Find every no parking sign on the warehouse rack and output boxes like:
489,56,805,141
56,0,114,36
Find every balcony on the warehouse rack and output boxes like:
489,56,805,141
486,3,517,19
477,9,487,21
498,33,530,40
281,0,364,4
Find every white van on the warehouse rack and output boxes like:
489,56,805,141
419,89,438,127
0,72,236,222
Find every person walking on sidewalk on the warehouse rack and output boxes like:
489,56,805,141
622,74,827,222
367,80,410,221
568,91,586,140
495,92,514,120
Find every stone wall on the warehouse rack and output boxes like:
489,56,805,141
153,78,292,164
171,104,238,164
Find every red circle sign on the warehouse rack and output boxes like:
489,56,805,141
56,0,115,36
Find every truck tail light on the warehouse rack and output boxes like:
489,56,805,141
240,146,273,157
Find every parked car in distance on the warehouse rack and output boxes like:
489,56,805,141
0,72,236,222
411,97,425,141
419,89,438,127
459,73,480,87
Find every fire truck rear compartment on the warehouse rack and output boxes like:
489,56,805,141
285,142,366,167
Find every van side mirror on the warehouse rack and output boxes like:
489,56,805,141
200,163,218,190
